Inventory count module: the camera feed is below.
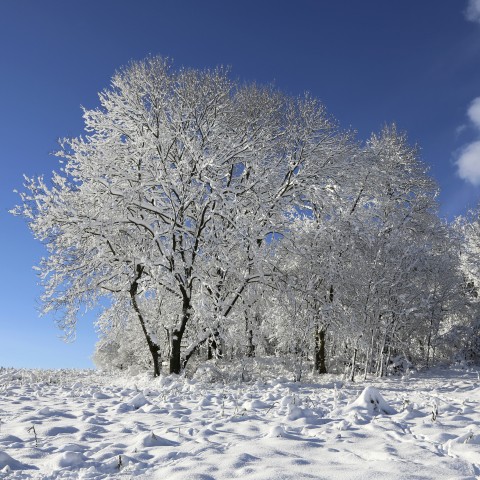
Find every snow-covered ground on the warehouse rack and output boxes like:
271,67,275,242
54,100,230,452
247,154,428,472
0,365,479,479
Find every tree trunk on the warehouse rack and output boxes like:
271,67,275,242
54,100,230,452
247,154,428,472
426,313,435,368
207,338,213,360
207,331,222,360
150,344,161,378
246,328,255,357
376,334,387,377
182,334,210,370
169,291,191,374
129,264,161,377
314,325,327,374
364,330,375,380
245,313,256,358
170,332,182,374
214,332,223,358
350,346,358,382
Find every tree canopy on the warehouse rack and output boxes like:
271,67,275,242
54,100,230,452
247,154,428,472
13,57,480,378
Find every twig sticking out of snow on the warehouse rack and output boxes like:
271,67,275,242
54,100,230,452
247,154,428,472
431,400,438,422
27,425,38,447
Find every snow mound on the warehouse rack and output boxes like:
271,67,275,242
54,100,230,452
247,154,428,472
242,399,270,410
92,391,110,399
0,450,35,471
133,432,178,449
103,453,147,472
58,443,88,453
56,451,88,468
37,406,55,415
115,402,133,413
0,434,24,445
44,425,80,436
286,404,310,421
35,406,75,418
267,425,287,438
280,395,296,407
349,386,396,415
128,392,150,409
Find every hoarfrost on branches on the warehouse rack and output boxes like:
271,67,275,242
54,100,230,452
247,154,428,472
12,56,480,377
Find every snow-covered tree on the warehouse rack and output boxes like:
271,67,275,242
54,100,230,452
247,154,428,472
13,56,351,376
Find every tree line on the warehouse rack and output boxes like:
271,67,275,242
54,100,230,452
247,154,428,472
13,57,480,379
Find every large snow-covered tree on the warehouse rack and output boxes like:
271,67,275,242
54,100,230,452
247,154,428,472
13,56,351,375
15,56,469,378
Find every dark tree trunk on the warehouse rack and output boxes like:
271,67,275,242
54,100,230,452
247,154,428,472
350,347,358,382
208,331,222,359
149,344,161,378
129,264,161,377
314,326,327,374
207,339,213,360
246,328,255,357
313,286,333,374
170,332,182,375
245,314,255,357
426,312,435,368
169,291,191,374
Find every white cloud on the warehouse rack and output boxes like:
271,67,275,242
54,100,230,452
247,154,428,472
457,141,480,185
466,0,480,24
455,97,480,185
456,6,480,184
468,97,480,129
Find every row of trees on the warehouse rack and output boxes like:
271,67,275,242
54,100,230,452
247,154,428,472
13,57,480,379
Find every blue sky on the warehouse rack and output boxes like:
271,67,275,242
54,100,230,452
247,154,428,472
1,0,480,369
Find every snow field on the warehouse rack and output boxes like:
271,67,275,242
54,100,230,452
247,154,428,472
0,367,479,479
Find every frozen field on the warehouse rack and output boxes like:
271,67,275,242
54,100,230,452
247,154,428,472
0,365,479,479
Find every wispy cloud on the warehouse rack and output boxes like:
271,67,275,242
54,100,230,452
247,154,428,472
455,124,467,138
466,0,480,24
456,97,480,185
467,97,480,128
